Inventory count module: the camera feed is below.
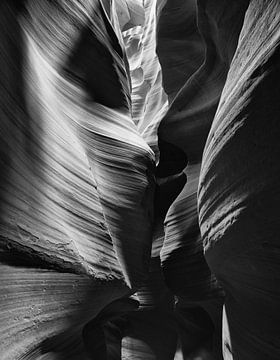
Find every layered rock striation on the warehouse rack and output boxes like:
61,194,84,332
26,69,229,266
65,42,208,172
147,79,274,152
1,0,280,359
198,1,280,358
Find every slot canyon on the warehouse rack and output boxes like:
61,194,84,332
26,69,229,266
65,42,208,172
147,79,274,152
0,0,280,359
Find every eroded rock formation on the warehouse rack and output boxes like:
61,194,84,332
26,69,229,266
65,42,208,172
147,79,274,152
198,1,280,358
1,0,280,359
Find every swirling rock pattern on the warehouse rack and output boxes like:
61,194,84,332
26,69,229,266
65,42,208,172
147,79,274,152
1,0,280,359
0,0,154,358
122,0,168,161
156,1,248,357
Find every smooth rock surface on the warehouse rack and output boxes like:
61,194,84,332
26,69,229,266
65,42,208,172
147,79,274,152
1,0,280,359
0,1,155,358
198,1,280,358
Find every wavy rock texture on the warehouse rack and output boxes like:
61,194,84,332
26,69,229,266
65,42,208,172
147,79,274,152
198,1,280,359
156,0,204,101
156,1,250,357
120,0,168,165
2,0,279,359
0,0,222,359
0,0,156,358
0,266,132,360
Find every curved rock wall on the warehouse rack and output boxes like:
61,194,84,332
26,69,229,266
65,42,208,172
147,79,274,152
1,0,280,359
156,2,250,357
0,0,155,358
198,1,280,358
